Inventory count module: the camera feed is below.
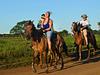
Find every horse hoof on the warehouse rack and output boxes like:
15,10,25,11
86,58,90,63
93,52,95,56
50,62,53,66
45,69,49,73
39,64,42,69
54,65,57,69
32,65,37,73
32,69,37,73
60,66,63,70
78,59,82,63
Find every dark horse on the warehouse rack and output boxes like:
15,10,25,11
71,22,97,62
24,21,67,73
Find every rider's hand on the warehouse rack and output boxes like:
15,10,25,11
81,28,83,31
43,30,46,32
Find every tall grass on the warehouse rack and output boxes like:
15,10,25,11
0,37,32,69
95,34,100,47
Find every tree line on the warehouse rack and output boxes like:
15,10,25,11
1,20,100,37
9,20,69,36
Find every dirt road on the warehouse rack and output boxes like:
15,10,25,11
0,55,100,75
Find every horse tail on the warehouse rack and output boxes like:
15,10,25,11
89,31,97,49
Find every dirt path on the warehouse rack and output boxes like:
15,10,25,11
0,55,100,75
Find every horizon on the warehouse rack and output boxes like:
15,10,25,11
0,0,100,34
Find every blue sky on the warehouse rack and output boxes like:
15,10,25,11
0,0,100,33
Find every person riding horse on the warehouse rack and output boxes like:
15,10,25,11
38,11,54,55
71,21,97,62
37,14,45,28
78,14,89,46
24,19,66,73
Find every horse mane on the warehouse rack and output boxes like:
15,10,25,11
72,22,78,32
27,22,44,42
24,20,44,42
31,28,44,42
72,22,83,35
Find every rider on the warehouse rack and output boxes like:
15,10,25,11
79,14,89,46
43,11,53,54
37,14,45,28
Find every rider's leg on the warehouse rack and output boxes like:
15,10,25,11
83,29,88,46
47,31,53,55
47,38,52,54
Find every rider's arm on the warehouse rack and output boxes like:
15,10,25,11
40,19,45,28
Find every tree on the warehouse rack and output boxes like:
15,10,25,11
59,30,68,36
92,30,100,34
97,22,100,30
10,21,28,34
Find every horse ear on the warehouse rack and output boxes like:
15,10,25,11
28,20,33,25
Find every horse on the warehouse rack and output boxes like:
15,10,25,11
24,20,67,73
71,22,97,62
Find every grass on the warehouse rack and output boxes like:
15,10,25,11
0,34,100,69
0,37,32,69
95,34,100,47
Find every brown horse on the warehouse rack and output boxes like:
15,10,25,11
24,21,67,73
24,21,47,73
71,22,97,62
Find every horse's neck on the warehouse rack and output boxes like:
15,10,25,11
74,32,82,38
31,29,38,40
31,29,43,41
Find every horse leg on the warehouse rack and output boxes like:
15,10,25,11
92,42,96,56
76,45,79,60
44,50,48,68
53,49,58,69
93,48,96,56
44,50,49,73
39,51,42,68
76,45,80,61
92,43,96,56
90,31,96,56
86,45,90,62
54,47,64,70
78,45,82,62
59,52,64,70
48,49,54,66
59,46,64,70
44,51,47,66
32,51,37,73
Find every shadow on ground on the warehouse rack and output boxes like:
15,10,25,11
38,49,100,74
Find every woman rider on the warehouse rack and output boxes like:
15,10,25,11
80,14,89,46
43,11,53,54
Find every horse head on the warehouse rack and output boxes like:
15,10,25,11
24,20,35,40
71,22,78,34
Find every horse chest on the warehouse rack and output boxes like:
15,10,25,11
32,39,45,51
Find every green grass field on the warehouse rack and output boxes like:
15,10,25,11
0,37,32,69
0,34,100,69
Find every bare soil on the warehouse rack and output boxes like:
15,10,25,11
0,54,100,75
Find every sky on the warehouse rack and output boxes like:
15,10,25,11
0,0,100,34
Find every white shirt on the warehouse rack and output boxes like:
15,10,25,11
80,20,89,27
